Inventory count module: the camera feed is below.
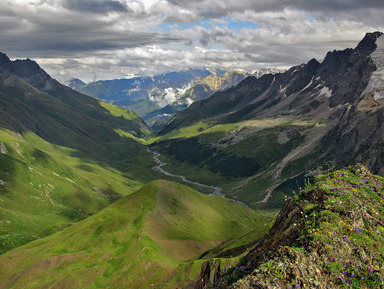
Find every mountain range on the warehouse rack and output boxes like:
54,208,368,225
69,68,280,130
152,31,384,211
0,31,383,288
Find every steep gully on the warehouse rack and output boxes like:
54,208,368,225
147,148,248,207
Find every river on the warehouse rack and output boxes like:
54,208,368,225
147,148,248,207
147,148,224,196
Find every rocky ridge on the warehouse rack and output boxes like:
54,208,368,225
162,32,383,133
0,52,59,91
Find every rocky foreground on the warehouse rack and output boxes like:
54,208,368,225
211,164,384,288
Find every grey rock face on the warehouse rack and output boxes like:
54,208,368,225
0,53,58,91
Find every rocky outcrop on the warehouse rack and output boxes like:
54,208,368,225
212,165,384,288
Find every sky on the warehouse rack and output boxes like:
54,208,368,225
0,0,383,83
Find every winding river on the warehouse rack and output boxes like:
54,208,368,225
147,148,224,197
147,148,248,208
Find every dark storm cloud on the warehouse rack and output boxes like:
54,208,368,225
0,1,185,59
3,30,177,57
0,0,383,82
63,0,127,13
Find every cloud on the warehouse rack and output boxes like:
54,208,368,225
0,0,383,83
63,0,127,13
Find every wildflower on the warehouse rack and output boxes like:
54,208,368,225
351,273,354,277
332,258,336,262
343,235,347,239
378,242,382,246
346,279,351,284
361,277,364,280
342,271,347,275
296,285,300,288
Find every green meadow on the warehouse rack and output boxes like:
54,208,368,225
0,180,271,289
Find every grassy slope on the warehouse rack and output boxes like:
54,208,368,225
0,75,157,253
150,118,325,212
0,124,154,254
0,180,270,289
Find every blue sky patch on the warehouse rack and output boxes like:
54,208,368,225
158,17,259,33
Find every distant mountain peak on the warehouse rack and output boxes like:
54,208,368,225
68,78,86,90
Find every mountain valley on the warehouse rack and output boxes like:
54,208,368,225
151,31,384,212
0,31,383,288
0,53,157,253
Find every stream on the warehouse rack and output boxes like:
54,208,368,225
147,148,248,207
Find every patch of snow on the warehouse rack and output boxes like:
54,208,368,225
291,67,299,75
123,74,137,79
319,86,333,98
301,76,314,91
